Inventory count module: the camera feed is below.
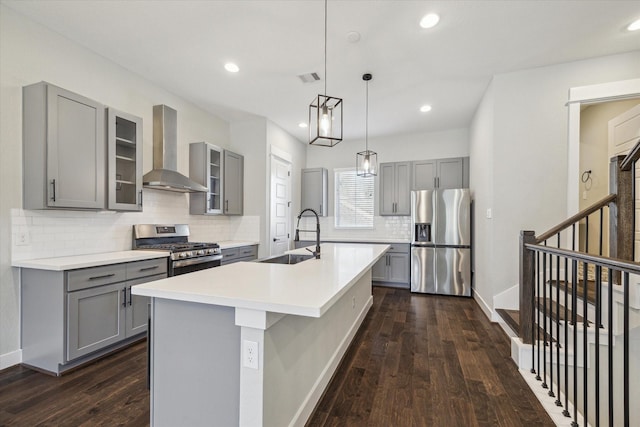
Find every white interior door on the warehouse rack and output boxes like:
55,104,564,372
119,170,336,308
270,155,291,256
608,103,640,260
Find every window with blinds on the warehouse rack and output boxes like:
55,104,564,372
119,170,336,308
334,168,374,228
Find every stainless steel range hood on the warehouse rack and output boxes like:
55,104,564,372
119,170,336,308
143,105,207,193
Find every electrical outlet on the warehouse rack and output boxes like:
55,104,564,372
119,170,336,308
243,340,259,369
486,208,492,219
16,231,30,246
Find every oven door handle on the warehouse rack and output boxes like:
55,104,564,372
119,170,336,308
172,254,223,268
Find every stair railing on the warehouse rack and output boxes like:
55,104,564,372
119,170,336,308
517,150,639,426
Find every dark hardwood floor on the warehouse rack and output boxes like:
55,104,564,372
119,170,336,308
0,287,553,426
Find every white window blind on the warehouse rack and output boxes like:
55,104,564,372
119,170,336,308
334,168,374,228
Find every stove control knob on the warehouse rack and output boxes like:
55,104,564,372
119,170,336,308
206,249,214,255
197,250,205,256
179,252,187,258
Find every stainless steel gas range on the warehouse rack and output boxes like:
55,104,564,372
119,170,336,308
133,224,222,276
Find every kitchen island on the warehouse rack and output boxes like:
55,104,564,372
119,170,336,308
132,243,389,427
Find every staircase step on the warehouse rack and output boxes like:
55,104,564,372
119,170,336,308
536,297,588,324
548,279,597,305
496,308,555,342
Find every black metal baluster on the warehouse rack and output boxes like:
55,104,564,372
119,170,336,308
531,248,537,375
598,208,603,256
555,234,561,406
623,272,629,427
595,265,601,427
542,249,548,389
585,216,589,254
608,267,614,427
572,259,579,427
547,250,554,397
563,224,574,418
583,261,589,427
536,251,542,381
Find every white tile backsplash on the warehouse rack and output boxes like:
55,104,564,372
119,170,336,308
11,190,260,262
297,215,411,241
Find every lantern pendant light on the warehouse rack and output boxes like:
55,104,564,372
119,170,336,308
309,0,343,146
357,73,377,176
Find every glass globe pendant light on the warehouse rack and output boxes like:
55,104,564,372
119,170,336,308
357,73,377,176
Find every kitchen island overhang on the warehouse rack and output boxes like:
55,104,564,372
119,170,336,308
132,243,389,427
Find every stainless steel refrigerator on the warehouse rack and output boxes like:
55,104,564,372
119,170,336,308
410,189,472,296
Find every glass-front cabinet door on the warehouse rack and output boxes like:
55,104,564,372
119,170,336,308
190,142,223,215
107,108,142,211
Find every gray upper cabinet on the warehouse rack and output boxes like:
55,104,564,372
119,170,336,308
107,108,143,211
379,161,411,216
412,160,436,190
23,82,105,210
411,157,469,190
301,168,328,216
223,150,244,215
190,142,223,215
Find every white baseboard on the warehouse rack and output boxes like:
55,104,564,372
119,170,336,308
473,291,495,321
290,295,373,427
0,349,22,370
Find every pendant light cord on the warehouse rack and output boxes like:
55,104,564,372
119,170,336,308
365,79,369,151
324,0,327,97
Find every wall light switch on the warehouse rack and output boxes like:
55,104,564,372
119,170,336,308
583,190,588,200
16,231,30,246
486,208,492,219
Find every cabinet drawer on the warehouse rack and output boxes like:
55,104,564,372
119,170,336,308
67,265,126,292
126,258,167,280
221,247,240,262
387,243,410,254
237,245,257,259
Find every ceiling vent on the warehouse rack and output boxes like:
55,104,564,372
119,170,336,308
298,72,321,83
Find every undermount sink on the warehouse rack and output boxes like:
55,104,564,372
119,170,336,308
256,253,316,265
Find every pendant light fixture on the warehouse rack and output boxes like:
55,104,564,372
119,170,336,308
309,0,343,146
357,73,377,176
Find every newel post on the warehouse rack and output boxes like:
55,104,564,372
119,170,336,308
519,230,536,344
610,155,633,283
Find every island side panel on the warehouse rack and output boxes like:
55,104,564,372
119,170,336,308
151,298,240,427
261,270,373,427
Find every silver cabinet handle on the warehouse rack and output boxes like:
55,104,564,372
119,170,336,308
434,177,437,188
122,287,127,307
89,273,115,281
139,266,159,272
225,200,229,211
138,190,143,207
319,204,322,215
51,179,56,202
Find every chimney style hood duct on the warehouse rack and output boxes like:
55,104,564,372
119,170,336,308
143,105,207,193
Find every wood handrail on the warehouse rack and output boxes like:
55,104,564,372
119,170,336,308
535,193,616,243
524,243,640,274
620,137,640,171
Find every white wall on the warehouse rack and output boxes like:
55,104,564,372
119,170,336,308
469,81,495,318
470,50,640,316
0,5,263,364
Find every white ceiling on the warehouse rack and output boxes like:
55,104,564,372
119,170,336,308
4,0,640,143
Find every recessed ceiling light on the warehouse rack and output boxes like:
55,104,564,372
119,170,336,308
224,63,239,73
419,13,440,29
420,105,432,113
298,122,308,128
628,18,640,31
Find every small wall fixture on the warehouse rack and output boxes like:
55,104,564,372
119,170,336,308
357,73,377,177
309,0,343,147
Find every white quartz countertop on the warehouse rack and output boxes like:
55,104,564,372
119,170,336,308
12,250,169,271
217,240,259,249
321,237,410,244
132,243,389,318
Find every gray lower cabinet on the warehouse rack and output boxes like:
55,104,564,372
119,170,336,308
21,257,167,375
372,243,410,287
221,244,258,265
23,81,106,210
